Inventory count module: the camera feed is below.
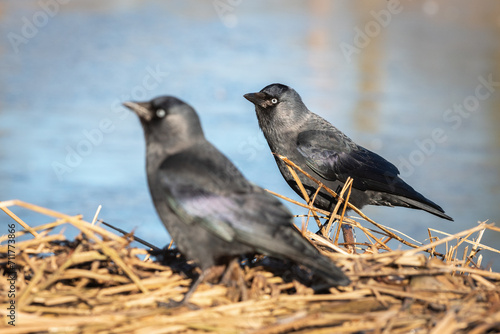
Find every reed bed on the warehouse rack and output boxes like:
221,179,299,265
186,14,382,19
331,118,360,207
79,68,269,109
1,158,499,333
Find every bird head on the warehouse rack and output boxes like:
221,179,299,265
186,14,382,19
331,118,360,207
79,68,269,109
244,83,309,129
244,83,291,109
123,96,204,146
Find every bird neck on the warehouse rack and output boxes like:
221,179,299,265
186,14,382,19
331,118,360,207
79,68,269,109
144,133,203,172
257,108,311,150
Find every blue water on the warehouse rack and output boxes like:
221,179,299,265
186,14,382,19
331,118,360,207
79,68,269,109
1,1,499,268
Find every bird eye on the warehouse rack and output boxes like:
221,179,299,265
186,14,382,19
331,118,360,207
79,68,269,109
156,109,166,118
271,98,278,104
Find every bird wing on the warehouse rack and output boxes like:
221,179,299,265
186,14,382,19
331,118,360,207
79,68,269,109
157,144,293,246
296,129,402,192
157,143,351,285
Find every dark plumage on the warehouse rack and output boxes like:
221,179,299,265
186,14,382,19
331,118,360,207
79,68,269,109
244,83,453,221
123,96,350,304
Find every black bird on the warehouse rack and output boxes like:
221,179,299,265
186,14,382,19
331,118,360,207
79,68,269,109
123,96,350,304
244,83,453,221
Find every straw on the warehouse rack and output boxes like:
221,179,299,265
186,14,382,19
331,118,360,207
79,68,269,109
0,196,499,333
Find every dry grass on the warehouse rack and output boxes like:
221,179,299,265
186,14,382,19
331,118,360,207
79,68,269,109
1,157,500,334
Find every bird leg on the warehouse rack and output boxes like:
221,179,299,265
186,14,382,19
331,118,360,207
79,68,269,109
220,258,248,302
219,258,241,285
339,195,356,253
341,224,356,253
331,182,356,253
159,266,218,309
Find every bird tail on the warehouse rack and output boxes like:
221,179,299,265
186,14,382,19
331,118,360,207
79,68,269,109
271,227,351,286
378,177,454,221
397,196,453,221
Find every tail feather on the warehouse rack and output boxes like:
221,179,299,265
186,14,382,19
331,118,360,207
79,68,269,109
398,196,453,221
270,227,350,286
379,175,453,221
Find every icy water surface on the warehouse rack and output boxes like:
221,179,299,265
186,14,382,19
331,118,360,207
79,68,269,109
1,1,499,267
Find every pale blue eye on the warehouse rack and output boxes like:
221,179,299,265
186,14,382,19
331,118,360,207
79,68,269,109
156,109,166,118
271,98,278,104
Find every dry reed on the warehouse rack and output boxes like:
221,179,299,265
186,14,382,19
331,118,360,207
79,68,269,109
1,163,499,334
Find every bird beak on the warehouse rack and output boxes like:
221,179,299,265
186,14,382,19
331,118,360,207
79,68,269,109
244,92,269,108
122,101,153,121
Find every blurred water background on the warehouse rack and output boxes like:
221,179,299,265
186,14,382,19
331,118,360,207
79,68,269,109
1,0,499,268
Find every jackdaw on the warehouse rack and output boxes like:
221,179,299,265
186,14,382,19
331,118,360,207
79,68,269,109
244,83,453,221
123,96,350,304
